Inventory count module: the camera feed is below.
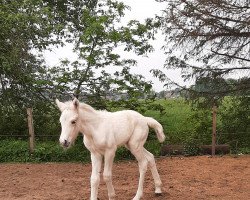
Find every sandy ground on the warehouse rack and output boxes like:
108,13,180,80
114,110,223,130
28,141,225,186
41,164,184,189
0,155,249,200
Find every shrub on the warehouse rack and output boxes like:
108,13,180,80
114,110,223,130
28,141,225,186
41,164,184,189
0,139,31,162
0,138,91,163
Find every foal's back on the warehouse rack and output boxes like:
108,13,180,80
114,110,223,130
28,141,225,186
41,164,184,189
98,110,149,146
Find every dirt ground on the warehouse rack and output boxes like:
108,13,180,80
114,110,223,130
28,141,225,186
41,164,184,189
0,155,249,200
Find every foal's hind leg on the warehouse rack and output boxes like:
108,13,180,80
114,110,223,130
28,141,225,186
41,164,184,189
127,142,148,200
143,148,162,194
131,148,148,200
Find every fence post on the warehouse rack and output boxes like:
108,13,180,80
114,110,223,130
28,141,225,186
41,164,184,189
212,103,217,156
27,108,35,154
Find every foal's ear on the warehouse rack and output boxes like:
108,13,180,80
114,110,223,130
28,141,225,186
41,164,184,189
55,99,66,112
72,98,79,109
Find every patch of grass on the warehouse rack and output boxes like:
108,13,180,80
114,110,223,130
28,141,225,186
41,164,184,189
0,138,90,163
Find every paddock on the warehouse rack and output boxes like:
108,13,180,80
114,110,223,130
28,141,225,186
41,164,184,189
0,156,249,200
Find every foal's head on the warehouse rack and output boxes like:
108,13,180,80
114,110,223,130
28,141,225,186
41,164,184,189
56,98,80,149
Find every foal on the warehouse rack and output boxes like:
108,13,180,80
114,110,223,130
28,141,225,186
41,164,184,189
56,98,165,200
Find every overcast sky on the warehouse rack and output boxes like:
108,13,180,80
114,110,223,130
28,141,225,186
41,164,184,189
44,0,185,92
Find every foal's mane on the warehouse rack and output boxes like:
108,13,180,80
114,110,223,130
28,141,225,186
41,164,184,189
79,102,97,113
63,100,96,113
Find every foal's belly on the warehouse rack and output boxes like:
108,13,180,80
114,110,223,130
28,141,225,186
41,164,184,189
83,124,133,154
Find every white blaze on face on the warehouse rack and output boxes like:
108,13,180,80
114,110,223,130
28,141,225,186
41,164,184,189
59,109,79,148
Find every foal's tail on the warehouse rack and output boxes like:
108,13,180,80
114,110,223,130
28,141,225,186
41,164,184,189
145,117,166,143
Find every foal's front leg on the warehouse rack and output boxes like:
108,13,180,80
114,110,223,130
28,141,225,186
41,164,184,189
103,148,116,200
90,152,102,200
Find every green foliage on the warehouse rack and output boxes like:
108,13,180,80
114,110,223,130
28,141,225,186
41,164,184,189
0,0,63,107
145,97,249,153
0,106,27,137
1,0,249,161
145,99,197,144
115,147,134,161
218,96,250,149
183,139,202,156
0,140,30,162
0,139,164,163
45,0,158,102
0,0,160,153
1,97,249,163
0,100,61,139
32,102,61,137
144,140,162,156
187,108,213,145
238,147,250,155
0,138,91,163
1,0,158,111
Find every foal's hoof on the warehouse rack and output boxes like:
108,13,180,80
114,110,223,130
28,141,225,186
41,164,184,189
155,192,162,197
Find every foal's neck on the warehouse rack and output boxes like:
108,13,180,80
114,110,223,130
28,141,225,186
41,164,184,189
78,103,100,137
79,103,100,121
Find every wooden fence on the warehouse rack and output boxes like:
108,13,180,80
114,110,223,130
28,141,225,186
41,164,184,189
0,107,247,155
24,106,218,156
27,108,35,154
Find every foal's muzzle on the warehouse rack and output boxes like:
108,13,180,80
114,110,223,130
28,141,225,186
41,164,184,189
61,140,70,148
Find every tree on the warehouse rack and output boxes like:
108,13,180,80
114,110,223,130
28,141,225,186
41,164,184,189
0,0,66,107
0,0,159,109
152,0,250,150
0,0,66,136
152,0,250,100
45,0,159,109
0,0,161,137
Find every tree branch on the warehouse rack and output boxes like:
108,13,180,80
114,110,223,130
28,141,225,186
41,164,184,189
211,50,250,62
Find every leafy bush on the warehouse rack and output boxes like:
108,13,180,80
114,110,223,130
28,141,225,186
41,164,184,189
219,97,250,148
0,138,91,163
0,139,30,162
145,99,197,144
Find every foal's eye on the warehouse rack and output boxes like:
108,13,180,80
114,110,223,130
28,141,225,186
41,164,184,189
71,120,76,125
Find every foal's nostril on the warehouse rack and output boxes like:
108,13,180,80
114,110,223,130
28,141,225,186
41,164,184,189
63,140,69,147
